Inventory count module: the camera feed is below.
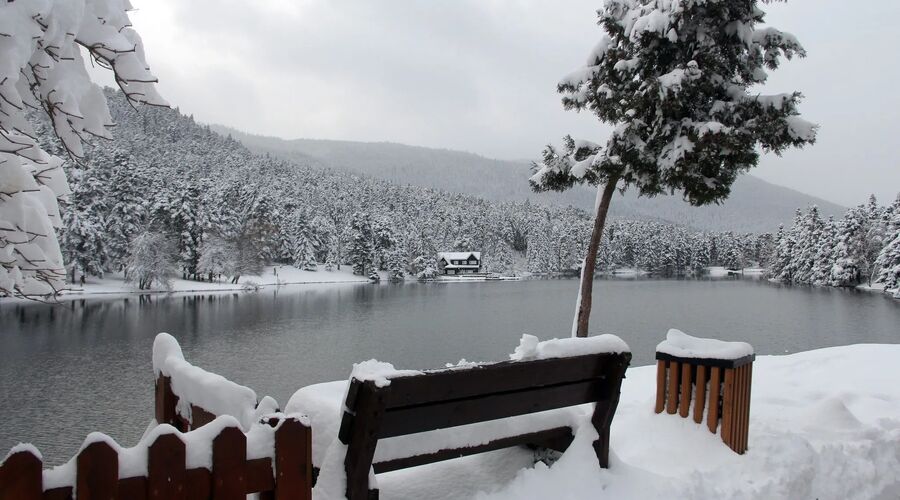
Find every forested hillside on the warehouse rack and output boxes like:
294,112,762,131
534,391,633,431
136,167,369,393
215,127,845,233
42,91,774,288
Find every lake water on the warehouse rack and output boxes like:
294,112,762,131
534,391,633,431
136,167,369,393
1,277,898,465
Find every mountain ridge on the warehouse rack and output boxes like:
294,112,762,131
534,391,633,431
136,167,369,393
211,125,846,233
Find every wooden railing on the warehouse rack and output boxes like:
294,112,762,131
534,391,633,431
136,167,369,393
0,416,311,500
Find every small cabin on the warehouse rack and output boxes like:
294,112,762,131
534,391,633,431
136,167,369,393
437,251,481,275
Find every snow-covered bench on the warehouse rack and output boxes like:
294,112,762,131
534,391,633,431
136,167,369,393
288,334,631,500
654,329,755,454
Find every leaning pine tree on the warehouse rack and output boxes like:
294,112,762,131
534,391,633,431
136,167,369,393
531,0,816,337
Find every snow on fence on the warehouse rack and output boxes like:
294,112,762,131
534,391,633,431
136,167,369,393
153,332,279,432
0,415,311,500
654,329,755,454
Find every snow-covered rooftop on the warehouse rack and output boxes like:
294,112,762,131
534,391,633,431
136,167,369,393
438,251,481,261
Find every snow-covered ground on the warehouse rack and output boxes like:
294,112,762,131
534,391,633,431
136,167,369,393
327,344,899,500
5,265,371,302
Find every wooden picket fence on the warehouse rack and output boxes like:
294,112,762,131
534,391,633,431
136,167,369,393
0,415,311,500
1,333,313,500
654,352,754,454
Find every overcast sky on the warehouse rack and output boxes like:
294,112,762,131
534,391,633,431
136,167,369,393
99,0,900,206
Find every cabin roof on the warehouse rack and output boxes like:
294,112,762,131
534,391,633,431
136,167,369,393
438,252,481,262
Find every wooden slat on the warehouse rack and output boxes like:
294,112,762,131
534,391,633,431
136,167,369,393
707,366,721,433
77,441,118,500
679,362,692,418
374,427,574,473
185,468,211,499
273,418,312,500
740,365,748,452
666,361,679,415
245,458,275,494
117,476,147,500
731,366,744,454
212,426,247,500
744,362,754,452
0,450,42,500
380,378,608,438
148,433,186,500
654,360,666,414
693,365,707,424
342,381,385,500
721,367,735,448
383,353,631,408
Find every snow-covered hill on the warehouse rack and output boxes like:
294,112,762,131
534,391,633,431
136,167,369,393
213,127,846,233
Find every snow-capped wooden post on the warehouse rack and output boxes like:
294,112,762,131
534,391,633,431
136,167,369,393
654,330,754,455
0,447,42,500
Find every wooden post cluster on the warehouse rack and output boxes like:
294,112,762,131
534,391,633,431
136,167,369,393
654,353,754,454
0,418,312,500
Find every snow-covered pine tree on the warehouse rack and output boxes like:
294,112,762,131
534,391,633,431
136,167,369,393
793,206,823,284
349,212,374,276
831,206,868,287
874,194,900,292
61,164,108,282
810,215,836,286
776,209,805,283
531,0,816,336
0,1,164,297
105,150,151,272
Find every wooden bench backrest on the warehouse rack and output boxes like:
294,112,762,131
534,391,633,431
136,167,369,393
337,351,631,500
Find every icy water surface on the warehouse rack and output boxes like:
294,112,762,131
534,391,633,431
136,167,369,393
1,277,898,464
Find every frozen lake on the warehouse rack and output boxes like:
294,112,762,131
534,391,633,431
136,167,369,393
1,277,898,464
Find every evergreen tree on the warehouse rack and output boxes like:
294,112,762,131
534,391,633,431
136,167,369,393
106,150,150,272
811,216,836,286
61,166,108,282
531,0,815,336
831,206,868,287
874,195,900,291
349,212,375,276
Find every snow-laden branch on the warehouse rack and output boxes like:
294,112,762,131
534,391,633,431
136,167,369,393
0,0,165,298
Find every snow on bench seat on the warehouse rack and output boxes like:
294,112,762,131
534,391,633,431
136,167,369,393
656,329,753,361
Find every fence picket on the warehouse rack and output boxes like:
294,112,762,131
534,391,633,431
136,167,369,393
212,425,247,500
148,433,186,500
0,450,42,500
76,441,118,500
274,418,313,500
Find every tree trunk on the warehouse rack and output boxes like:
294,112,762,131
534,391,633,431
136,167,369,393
573,177,619,338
